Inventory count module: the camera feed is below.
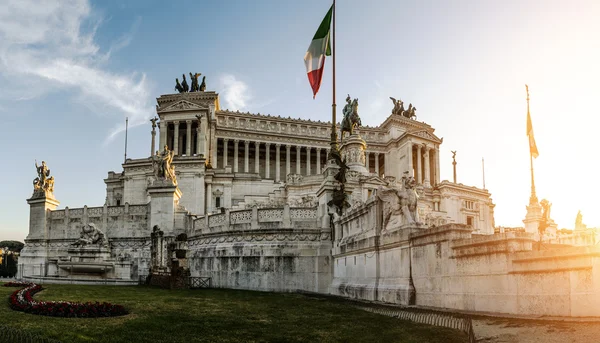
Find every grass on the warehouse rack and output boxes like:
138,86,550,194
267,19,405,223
0,282,467,343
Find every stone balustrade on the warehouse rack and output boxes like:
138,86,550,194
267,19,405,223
191,205,318,235
47,204,149,239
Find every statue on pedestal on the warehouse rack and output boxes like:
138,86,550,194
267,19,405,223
340,94,361,139
33,160,55,197
377,172,420,230
152,145,177,185
72,223,108,248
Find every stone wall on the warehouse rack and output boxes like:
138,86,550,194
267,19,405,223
47,204,149,239
331,198,600,317
20,203,152,281
187,205,332,293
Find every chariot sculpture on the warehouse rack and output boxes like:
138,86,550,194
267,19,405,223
175,72,205,93
389,97,417,119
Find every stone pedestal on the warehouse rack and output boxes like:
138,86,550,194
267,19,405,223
148,179,182,235
317,158,341,231
340,133,368,175
26,194,60,240
523,200,542,234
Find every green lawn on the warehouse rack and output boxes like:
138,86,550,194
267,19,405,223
0,283,467,343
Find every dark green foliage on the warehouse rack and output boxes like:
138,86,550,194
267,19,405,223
0,241,24,253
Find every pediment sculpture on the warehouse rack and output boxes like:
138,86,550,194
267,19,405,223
377,172,421,230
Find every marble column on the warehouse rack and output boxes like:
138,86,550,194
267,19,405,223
173,121,180,155
244,141,249,173
233,140,239,172
306,147,311,175
375,152,380,176
199,115,207,157
265,143,271,179
296,146,301,174
435,146,441,185
185,120,192,156
151,124,157,157
206,183,212,214
423,145,431,187
416,145,422,184
223,139,229,168
407,141,413,176
275,144,281,182
159,121,166,150
213,138,218,168
365,151,370,172
316,148,321,174
196,125,201,157
254,141,260,174
286,145,291,177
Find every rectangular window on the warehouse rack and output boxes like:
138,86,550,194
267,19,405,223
215,197,221,208
467,216,473,227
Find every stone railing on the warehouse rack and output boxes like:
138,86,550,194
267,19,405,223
336,197,381,242
47,203,149,239
192,205,318,234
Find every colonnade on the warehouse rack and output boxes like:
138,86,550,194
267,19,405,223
159,118,207,157
216,138,330,182
408,143,440,187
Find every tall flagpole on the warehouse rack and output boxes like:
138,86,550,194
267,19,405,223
330,0,337,154
482,157,486,190
526,85,537,204
124,117,129,163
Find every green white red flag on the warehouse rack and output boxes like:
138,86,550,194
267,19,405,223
304,5,333,98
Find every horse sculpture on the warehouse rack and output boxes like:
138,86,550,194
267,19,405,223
341,98,361,140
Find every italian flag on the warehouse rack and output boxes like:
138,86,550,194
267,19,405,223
304,5,333,98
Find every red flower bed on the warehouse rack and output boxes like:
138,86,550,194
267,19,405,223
3,282,128,318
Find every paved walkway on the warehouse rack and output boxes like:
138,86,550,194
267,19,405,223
474,317,600,342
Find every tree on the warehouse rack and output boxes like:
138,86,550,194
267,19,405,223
6,254,17,278
0,241,24,253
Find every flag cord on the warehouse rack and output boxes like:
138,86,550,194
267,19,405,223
330,0,337,152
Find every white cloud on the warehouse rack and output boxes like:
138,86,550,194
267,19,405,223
0,0,153,142
219,74,250,110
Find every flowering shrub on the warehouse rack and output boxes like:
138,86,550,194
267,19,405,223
3,282,128,318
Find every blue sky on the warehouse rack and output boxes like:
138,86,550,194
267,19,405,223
1,0,600,241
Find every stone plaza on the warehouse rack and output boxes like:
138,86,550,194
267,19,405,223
18,82,600,317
